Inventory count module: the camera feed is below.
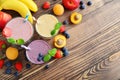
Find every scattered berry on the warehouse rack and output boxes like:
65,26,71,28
63,20,69,25
59,26,66,33
63,31,67,35
5,61,12,67
26,63,31,69
63,31,70,38
61,48,69,57
87,1,92,6
65,33,70,39
37,56,43,62
43,1,50,9
14,62,23,71
61,47,66,52
54,50,63,59
53,4,64,16
0,40,6,50
13,71,19,77
80,1,84,5
39,53,43,57
79,4,85,10
0,59,4,69
5,68,12,74
45,64,49,69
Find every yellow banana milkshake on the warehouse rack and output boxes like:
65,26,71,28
35,14,59,39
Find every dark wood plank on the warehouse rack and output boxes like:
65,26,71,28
0,0,120,80
18,0,120,80
78,51,120,80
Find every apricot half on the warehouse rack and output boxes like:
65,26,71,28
70,12,82,24
54,34,66,48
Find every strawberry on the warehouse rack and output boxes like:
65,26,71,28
43,1,50,9
0,59,4,69
54,50,63,59
14,62,23,71
59,25,66,33
0,40,6,50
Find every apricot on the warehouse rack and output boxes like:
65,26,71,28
53,4,64,16
54,34,66,48
6,47,18,60
70,12,82,24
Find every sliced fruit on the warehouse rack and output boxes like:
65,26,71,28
54,34,66,48
70,12,82,24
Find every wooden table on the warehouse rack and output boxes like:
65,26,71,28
0,0,120,80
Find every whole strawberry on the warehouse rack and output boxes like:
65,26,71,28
42,1,50,9
0,40,6,50
0,59,4,69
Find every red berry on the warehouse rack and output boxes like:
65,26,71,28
59,25,66,33
14,62,23,71
0,40,6,50
54,50,63,59
0,59,4,69
43,1,50,9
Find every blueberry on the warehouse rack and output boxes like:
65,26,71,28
37,56,43,62
5,61,12,67
26,63,31,69
63,31,70,39
63,31,67,35
13,72,19,77
45,64,49,69
5,68,12,74
79,4,85,10
61,47,66,52
87,1,92,6
63,49,69,57
39,53,43,57
65,33,70,39
80,1,84,5
63,20,69,25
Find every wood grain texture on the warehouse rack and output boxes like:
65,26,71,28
0,0,120,80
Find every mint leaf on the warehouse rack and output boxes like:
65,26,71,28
16,39,25,45
7,38,16,44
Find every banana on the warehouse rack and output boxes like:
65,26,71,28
0,0,33,24
0,0,5,6
19,0,38,12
